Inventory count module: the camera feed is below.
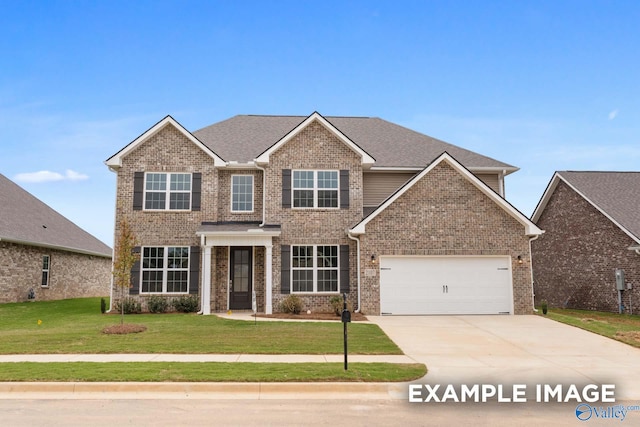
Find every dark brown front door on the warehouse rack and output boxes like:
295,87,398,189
230,247,252,310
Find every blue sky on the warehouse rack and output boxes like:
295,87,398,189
1,1,639,246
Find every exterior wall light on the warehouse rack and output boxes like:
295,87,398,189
371,254,377,264
517,255,523,264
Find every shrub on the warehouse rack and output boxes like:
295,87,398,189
329,295,353,316
100,298,107,314
172,295,199,313
280,294,303,314
147,295,169,313
115,297,142,314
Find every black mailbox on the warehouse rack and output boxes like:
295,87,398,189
341,309,351,323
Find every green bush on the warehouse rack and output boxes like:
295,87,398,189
147,295,169,313
100,298,107,314
115,297,142,314
280,294,303,314
329,295,353,316
172,295,199,313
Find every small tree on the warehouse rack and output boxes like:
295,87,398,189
112,218,140,325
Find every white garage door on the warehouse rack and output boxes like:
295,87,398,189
379,256,513,315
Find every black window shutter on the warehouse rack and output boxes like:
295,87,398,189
339,245,350,293
281,245,291,294
129,246,141,295
339,170,349,209
191,173,201,211
282,169,292,208
189,246,200,295
133,172,144,210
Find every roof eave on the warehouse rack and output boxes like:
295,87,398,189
0,237,112,258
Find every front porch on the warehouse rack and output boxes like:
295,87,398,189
196,222,281,315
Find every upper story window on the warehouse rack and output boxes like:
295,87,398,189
231,175,254,212
292,170,338,208
141,246,190,293
144,173,191,210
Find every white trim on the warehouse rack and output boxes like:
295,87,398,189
265,244,273,314
230,174,255,213
532,173,640,244
0,237,111,258
290,244,340,294
105,115,225,169
254,112,375,166
142,172,193,211
292,169,340,209
349,152,543,236
139,246,191,294
369,165,519,175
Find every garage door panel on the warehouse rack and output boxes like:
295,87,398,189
379,256,512,315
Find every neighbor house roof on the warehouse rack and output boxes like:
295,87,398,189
532,171,640,243
193,114,517,172
0,174,112,257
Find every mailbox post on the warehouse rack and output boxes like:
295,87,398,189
341,292,351,370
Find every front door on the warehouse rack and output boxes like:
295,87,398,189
230,247,252,310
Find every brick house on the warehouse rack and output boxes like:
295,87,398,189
0,173,112,303
531,171,640,313
105,112,541,315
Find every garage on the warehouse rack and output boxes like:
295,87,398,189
379,256,513,315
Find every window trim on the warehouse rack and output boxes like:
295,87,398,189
290,244,340,294
292,170,339,209
143,172,193,211
41,255,50,288
230,174,254,213
140,246,191,294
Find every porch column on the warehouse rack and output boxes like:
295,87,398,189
202,245,212,315
265,244,273,314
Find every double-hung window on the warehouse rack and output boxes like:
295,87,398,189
292,170,338,208
291,245,339,293
144,173,191,210
141,246,190,293
41,255,50,287
231,175,254,212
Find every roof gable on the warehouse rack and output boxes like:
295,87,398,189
0,174,112,257
254,112,375,166
349,152,542,236
105,115,225,168
532,171,640,243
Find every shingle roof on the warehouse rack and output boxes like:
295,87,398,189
0,174,112,257
193,115,516,170
534,171,640,241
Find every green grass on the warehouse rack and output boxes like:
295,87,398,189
0,298,401,355
543,308,640,349
0,362,426,382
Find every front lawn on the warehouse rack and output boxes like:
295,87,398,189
0,298,401,355
543,308,640,349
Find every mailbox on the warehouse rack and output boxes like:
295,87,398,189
341,309,351,323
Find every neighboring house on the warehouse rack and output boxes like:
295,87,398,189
0,173,112,303
531,171,640,313
105,112,542,315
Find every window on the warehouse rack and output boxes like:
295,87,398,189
292,170,338,208
291,245,339,293
144,173,191,210
231,175,254,212
141,246,190,293
41,255,50,287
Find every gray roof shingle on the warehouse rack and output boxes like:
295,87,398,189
193,115,516,170
558,171,640,240
0,174,112,257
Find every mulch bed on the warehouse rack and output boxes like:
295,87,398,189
255,312,368,321
102,324,147,334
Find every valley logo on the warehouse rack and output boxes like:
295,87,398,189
575,403,640,422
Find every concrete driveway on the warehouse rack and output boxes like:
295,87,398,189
369,315,640,400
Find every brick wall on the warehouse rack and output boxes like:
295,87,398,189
359,162,534,315
532,181,640,313
0,241,111,303
217,169,263,223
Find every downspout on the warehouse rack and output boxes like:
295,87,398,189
347,232,362,313
106,166,119,313
528,234,541,313
254,162,267,227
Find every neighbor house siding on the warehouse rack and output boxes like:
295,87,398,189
532,180,639,313
0,241,111,303
358,162,532,315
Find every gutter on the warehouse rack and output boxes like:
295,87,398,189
347,232,362,313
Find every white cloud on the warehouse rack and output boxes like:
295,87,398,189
14,169,89,183
608,109,619,120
